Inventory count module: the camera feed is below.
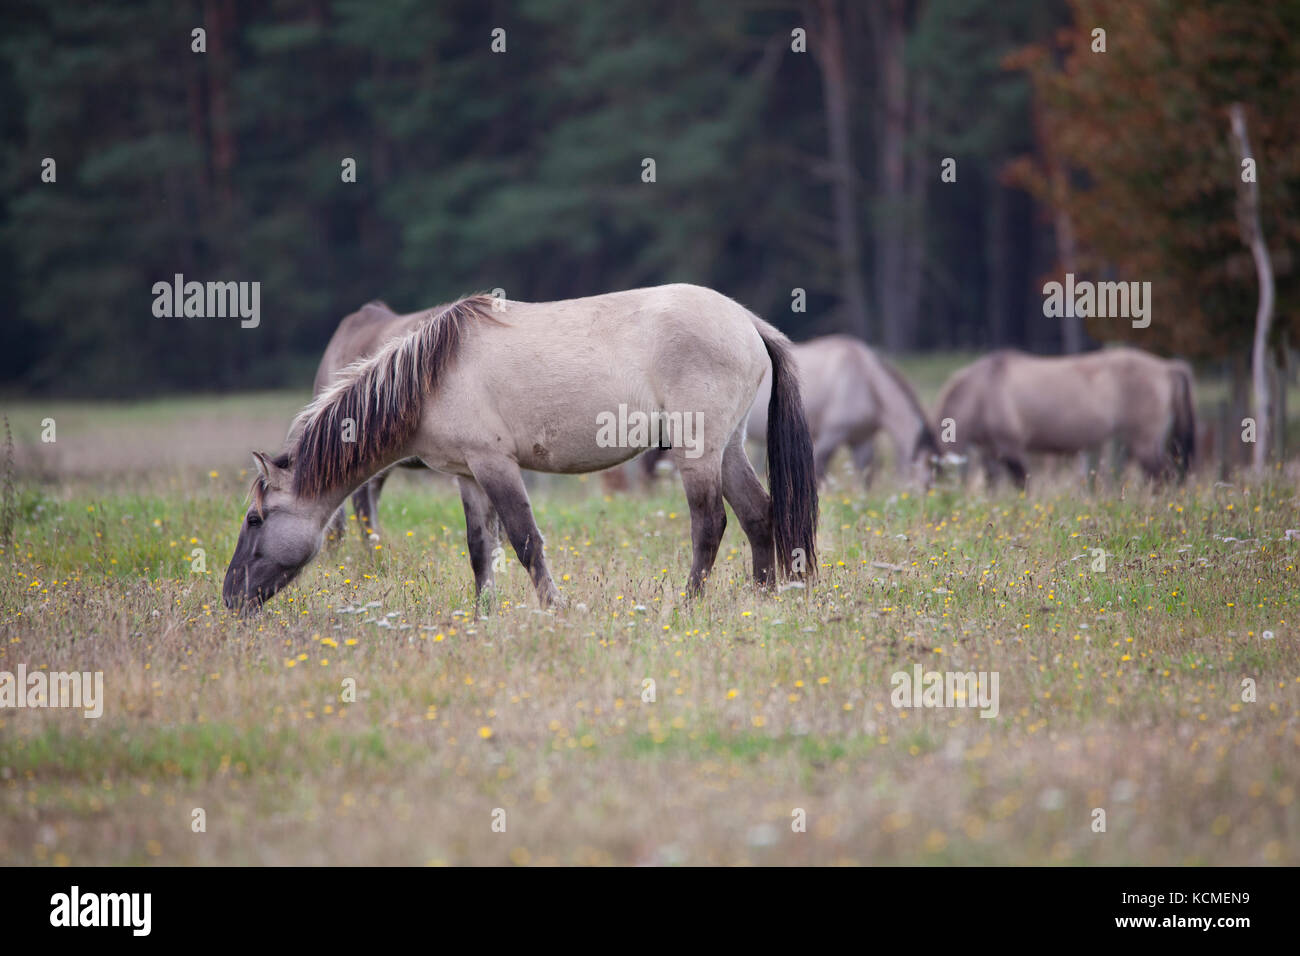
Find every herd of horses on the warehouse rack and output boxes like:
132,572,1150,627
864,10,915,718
223,284,1198,613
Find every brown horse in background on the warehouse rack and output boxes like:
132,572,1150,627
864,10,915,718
935,347,1197,488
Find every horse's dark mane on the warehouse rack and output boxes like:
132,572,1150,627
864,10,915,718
286,294,498,500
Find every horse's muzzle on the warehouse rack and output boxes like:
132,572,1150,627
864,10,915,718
222,566,263,614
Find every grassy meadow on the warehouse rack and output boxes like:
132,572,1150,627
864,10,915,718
0,375,1297,865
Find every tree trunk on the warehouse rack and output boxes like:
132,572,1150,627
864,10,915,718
1032,89,1084,353
1231,354,1251,469
1278,338,1291,463
1047,157,1083,353
869,0,909,351
900,67,928,344
1216,393,1229,481
985,175,1008,347
1271,350,1285,464
204,0,237,207
811,0,871,342
1228,103,1276,474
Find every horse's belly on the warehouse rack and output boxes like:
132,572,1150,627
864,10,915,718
513,400,686,473
517,439,644,474
1022,407,1112,451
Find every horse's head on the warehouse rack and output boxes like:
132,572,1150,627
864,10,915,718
223,451,326,613
910,427,943,490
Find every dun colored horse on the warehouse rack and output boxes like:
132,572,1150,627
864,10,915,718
934,347,1196,488
223,285,819,612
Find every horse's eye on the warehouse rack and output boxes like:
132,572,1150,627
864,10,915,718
247,514,263,528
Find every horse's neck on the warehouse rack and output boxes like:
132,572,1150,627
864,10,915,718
347,447,410,495
874,365,926,457
301,444,412,522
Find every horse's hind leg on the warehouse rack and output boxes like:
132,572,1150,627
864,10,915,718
466,454,564,609
676,448,728,596
458,476,501,612
721,431,774,588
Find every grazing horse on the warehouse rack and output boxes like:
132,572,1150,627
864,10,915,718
312,300,431,542
223,285,819,612
935,347,1197,488
634,335,938,488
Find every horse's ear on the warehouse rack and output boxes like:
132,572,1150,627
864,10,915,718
251,451,289,489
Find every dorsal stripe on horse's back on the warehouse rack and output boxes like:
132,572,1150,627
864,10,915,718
288,294,497,500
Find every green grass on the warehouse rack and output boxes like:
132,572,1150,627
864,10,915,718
0,392,1297,865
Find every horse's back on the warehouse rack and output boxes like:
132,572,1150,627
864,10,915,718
936,351,1007,444
431,285,773,473
1002,347,1184,450
801,336,883,436
314,301,417,394
490,284,769,387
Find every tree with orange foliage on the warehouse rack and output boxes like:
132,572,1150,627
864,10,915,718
1004,0,1300,365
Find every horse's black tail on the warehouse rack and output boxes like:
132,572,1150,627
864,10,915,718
755,321,818,580
1169,361,1197,481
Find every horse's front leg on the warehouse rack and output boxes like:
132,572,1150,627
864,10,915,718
457,476,500,613
465,455,565,609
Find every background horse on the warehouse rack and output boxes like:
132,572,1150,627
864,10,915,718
313,300,432,542
632,334,937,489
223,284,819,612
935,347,1197,488
748,335,937,487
